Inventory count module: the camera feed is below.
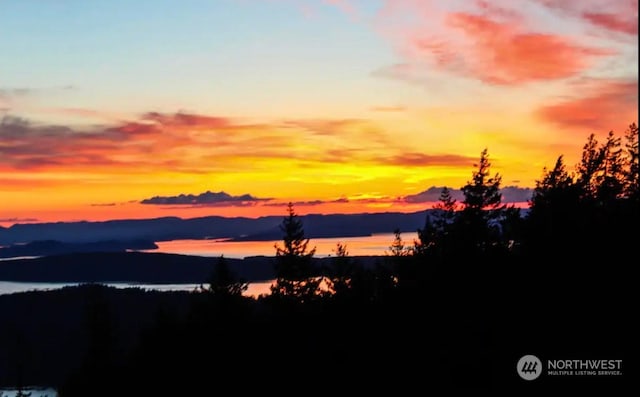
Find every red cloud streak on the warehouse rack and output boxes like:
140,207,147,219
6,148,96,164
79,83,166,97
583,12,638,35
537,80,639,131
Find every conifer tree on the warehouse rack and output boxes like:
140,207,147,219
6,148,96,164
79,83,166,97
271,203,319,300
456,148,504,250
415,186,457,255
207,255,248,297
624,123,639,199
327,242,353,296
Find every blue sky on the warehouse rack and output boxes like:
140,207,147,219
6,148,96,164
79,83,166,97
1,0,395,120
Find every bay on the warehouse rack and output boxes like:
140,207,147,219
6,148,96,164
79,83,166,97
142,232,417,258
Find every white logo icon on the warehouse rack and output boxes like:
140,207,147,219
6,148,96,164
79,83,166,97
517,355,542,380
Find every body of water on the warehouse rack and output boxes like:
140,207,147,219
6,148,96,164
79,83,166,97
0,233,417,298
0,280,274,298
142,232,418,259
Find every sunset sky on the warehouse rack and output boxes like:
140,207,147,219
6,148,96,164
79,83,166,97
1,0,637,225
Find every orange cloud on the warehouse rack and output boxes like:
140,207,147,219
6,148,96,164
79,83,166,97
0,111,472,176
536,79,639,132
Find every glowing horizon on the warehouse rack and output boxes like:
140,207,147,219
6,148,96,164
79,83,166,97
1,0,637,226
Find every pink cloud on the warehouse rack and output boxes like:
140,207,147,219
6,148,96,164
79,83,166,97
442,12,611,84
364,0,629,86
538,0,638,36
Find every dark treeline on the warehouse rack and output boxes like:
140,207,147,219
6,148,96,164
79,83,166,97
1,124,636,394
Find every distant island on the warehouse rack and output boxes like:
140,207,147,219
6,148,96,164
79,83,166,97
0,251,381,284
0,239,158,259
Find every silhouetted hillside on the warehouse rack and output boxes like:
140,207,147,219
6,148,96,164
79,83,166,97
229,211,436,241
0,251,382,283
0,252,272,283
0,211,440,245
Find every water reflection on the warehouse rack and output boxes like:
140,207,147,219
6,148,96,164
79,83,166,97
143,232,417,258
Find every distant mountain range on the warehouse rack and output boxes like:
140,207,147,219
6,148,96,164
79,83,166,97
0,211,435,245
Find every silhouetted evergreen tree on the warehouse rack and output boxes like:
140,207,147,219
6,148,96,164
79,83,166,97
387,228,410,257
624,123,639,199
576,133,604,200
530,155,575,206
327,242,354,297
415,186,457,256
572,132,631,243
455,148,504,252
461,149,503,212
526,155,579,249
206,255,248,297
596,131,626,203
527,127,639,261
271,202,320,301
386,228,416,292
